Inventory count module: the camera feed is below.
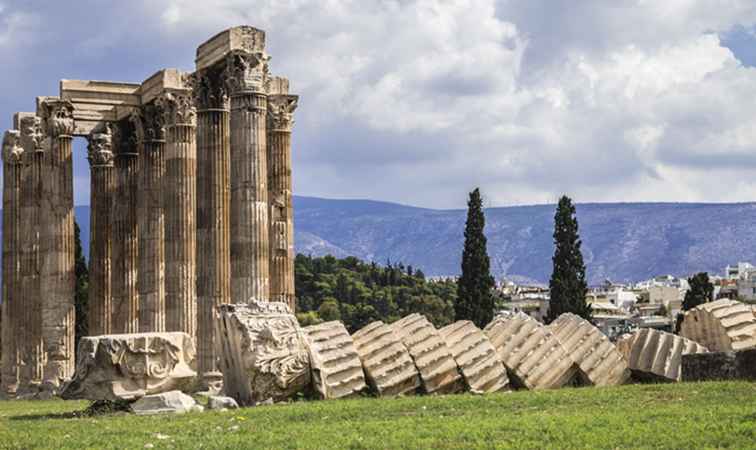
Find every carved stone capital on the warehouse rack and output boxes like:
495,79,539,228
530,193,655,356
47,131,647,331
192,65,229,111
156,91,196,127
41,99,75,137
130,103,166,144
19,115,45,153
87,124,114,167
2,129,24,165
224,50,270,96
267,95,298,132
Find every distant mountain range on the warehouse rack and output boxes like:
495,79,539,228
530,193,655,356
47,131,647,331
9,197,756,285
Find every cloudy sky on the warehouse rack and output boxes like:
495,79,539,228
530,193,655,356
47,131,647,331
2,0,756,209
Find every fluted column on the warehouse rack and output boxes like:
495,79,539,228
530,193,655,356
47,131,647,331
86,125,115,336
227,50,271,303
194,65,231,387
135,104,166,332
40,99,76,387
267,89,298,311
112,121,139,334
159,91,197,336
2,129,23,395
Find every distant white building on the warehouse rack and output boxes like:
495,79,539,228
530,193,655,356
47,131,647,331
725,262,754,280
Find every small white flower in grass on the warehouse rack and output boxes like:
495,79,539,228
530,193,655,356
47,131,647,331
144,444,154,449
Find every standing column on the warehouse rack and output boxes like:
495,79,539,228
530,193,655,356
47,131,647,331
1,129,23,395
40,99,76,387
227,50,271,303
194,66,230,388
135,105,166,333
159,91,197,336
86,125,115,336
112,121,139,333
267,86,299,312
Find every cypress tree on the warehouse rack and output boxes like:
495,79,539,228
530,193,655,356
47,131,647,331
676,272,713,332
456,188,495,328
547,195,591,323
74,220,89,354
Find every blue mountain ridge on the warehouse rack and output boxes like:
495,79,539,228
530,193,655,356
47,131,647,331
6,197,756,285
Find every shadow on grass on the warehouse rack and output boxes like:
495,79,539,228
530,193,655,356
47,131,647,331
8,399,132,421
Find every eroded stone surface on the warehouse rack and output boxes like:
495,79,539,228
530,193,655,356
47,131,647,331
215,302,310,406
680,299,756,352
351,321,420,396
304,321,366,399
60,332,196,401
131,390,199,415
390,314,463,394
548,313,630,386
616,328,708,382
439,320,509,394
208,395,239,410
484,313,577,390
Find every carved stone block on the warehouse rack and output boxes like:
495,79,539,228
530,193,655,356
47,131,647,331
680,299,756,352
390,314,463,394
303,321,366,399
215,302,310,406
548,313,630,386
351,321,420,396
439,320,509,394
616,328,708,382
484,313,578,390
60,332,196,401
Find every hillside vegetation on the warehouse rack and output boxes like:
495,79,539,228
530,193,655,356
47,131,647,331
0,382,753,449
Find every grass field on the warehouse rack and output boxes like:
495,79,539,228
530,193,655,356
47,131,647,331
0,381,753,449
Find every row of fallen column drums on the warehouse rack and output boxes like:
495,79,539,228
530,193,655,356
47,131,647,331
303,298,756,400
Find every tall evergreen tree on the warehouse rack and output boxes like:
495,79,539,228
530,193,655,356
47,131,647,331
455,188,496,328
547,195,591,323
676,272,713,332
74,220,89,354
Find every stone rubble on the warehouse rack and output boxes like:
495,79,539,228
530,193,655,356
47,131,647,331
303,321,366,399
351,321,420,396
439,320,509,394
616,328,708,382
679,299,756,352
131,390,201,415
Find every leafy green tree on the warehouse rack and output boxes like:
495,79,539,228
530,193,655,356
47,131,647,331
74,220,89,354
547,195,591,323
676,272,713,332
455,188,496,328
318,298,342,321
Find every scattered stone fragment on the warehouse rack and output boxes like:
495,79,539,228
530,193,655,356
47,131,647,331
616,328,708,382
131,390,199,415
548,313,630,386
215,302,310,406
208,395,240,410
60,332,197,401
679,299,756,352
351,321,420,396
303,321,366,399
439,321,509,394
484,313,578,390
390,314,464,394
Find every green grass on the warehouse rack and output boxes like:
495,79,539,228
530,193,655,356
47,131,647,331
0,381,754,449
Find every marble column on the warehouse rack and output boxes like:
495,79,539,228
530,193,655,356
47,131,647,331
267,83,298,312
227,50,271,303
112,120,139,334
40,98,76,386
159,91,197,336
135,104,166,333
194,65,231,387
1,129,23,394
86,125,115,336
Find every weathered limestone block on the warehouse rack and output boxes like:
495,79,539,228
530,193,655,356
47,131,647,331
131,390,201,415
60,332,196,401
679,299,756,352
351,321,420,396
439,321,509,394
548,313,630,386
390,314,463,394
208,395,239,410
303,321,366,399
215,302,310,406
616,328,708,382
484,313,578,390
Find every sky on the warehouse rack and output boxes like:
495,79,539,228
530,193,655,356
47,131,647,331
2,0,756,209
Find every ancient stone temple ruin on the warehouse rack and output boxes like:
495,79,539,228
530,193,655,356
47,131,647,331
1,26,298,396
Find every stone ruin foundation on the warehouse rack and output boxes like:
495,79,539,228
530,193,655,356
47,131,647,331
1,26,298,396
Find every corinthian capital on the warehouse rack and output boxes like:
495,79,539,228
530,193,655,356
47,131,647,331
224,50,270,95
2,129,24,165
19,115,45,153
87,124,114,167
267,95,299,132
192,65,229,111
130,102,166,144
156,91,196,127
41,99,75,137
